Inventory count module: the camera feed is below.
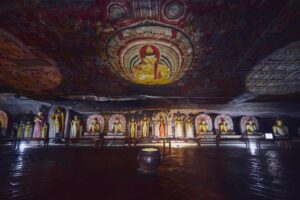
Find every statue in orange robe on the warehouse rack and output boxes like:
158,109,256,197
159,117,166,137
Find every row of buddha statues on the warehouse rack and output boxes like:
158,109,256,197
16,112,49,139
15,108,69,139
10,107,290,139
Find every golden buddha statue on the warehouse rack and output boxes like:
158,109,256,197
51,107,65,137
245,118,257,134
219,118,229,133
24,121,32,138
89,118,100,134
273,119,288,137
41,122,48,139
17,121,25,138
132,45,171,85
198,119,209,133
129,118,137,138
141,115,149,138
112,118,122,133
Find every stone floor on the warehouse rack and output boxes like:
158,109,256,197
0,144,300,200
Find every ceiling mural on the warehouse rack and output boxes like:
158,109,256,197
105,21,195,85
103,0,196,85
0,29,62,92
0,0,299,107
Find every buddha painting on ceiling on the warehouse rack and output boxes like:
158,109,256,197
105,21,195,86
132,45,171,85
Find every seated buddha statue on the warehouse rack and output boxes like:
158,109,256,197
132,45,171,85
198,119,209,133
112,118,122,133
273,119,288,137
245,118,257,134
89,118,100,134
219,118,229,133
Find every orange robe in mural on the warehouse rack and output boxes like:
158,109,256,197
159,120,165,137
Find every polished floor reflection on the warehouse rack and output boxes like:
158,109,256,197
0,145,299,200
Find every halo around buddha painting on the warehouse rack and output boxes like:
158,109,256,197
105,21,194,85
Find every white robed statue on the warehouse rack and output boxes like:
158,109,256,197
185,118,194,138
70,115,81,138
174,117,184,138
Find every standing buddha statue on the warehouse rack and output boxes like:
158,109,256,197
24,121,32,138
129,118,137,138
17,121,25,138
71,115,81,138
51,107,65,137
41,122,48,139
33,112,44,138
141,115,149,138
185,118,194,138
174,116,184,138
159,117,166,138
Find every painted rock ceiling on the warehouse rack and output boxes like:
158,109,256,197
0,0,299,110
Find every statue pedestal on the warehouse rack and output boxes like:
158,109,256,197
219,133,239,139
105,132,125,138
198,131,214,136
83,132,100,137
220,131,235,135
197,132,215,140
245,133,263,139
104,133,126,146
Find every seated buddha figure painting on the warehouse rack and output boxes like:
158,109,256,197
132,45,171,85
105,22,194,86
